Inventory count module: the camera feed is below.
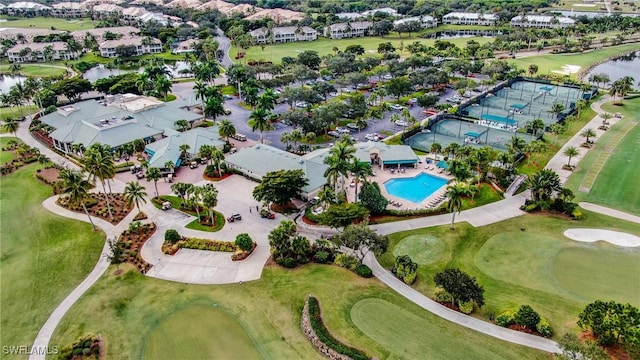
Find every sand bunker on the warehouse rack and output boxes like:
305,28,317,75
564,229,640,247
553,64,582,75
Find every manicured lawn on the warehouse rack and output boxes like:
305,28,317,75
351,298,531,360
0,64,68,78
565,98,640,215
0,104,39,121
0,16,95,31
461,182,503,209
510,43,640,79
378,211,640,337
185,211,225,232
142,306,262,360
231,36,493,64
0,164,105,352
49,264,545,359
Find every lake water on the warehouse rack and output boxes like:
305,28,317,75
585,51,640,88
83,61,192,82
0,75,27,94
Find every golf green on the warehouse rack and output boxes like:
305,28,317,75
392,235,445,265
143,306,262,360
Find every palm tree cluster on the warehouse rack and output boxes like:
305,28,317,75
81,143,116,220
136,59,173,101
249,88,279,143
170,182,219,225
194,80,227,123
609,76,635,105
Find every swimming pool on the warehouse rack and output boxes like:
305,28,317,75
384,172,448,203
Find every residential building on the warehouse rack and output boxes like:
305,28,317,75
165,0,202,9
394,15,438,29
50,2,89,18
510,15,576,28
244,8,304,24
249,26,318,44
172,39,198,54
5,2,51,16
90,3,123,18
325,21,373,39
121,6,149,22
7,42,82,62
442,12,498,26
361,7,398,17
99,36,162,58
39,94,202,153
335,12,363,21
0,27,62,42
71,26,140,41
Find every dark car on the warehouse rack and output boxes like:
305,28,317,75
260,209,276,219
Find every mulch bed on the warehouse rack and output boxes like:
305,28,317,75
507,324,540,336
435,300,461,312
580,331,632,360
58,193,134,224
37,167,60,183
116,223,156,273
203,172,233,181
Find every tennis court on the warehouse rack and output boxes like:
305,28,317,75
404,119,536,153
462,80,583,129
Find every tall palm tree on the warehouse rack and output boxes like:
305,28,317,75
257,88,278,111
124,181,147,214
350,159,373,202
526,118,545,137
448,158,471,184
507,136,526,155
218,119,236,142
324,139,356,194
445,183,469,230
3,118,19,136
155,74,172,101
82,144,115,220
179,144,191,162
193,81,208,113
200,185,219,225
60,169,96,230
564,146,579,168
430,143,442,159
549,103,565,120
528,64,538,78
317,187,336,209
249,107,272,143
145,167,162,199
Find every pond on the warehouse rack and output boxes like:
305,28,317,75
585,51,640,88
0,75,27,94
83,61,192,82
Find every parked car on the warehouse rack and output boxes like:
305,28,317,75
327,130,341,138
295,101,308,108
162,202,172,210
395,120,409,126
223,94,234,100
226,213,242,222
223,107,232,115
364,133,383,141
260,209,276,219
346,122,365,131
390,104,404,111
336,127,351,134
189,161,198,169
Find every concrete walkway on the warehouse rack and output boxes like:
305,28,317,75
579,202,640,223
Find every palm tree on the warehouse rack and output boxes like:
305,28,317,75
609,76,634,105
528,64,538,78
449,159,471,184
249,107,272,143
445,183,469,230
174,119,190,132
317,187,336,209
37,154,49,169
204,95,225,122
124,181,147,214
218,119,236,142
155,74,172,101
135,72,151,95
430,143,442,159
324,139,356,194
257,88,278,111
3,117,19,136
60,169,96,230
507,136,526,155
564,146,579,168
526,118,545,137
145,167,162,199
200,185,219,225
601,112,612,127
194,81,208,113
526,169,561,202
580,128,597,144
350,160,373,201
549,103,565,120
82,144,115,220
179,144,191,162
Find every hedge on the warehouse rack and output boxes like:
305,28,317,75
495,310,516,327
307,296,369,360
536,317,553,338
179,238,237,252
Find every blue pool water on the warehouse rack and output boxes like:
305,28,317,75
384,172,448,203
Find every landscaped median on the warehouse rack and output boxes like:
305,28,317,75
161,229,255,261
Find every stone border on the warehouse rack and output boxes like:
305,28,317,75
301,295,353,360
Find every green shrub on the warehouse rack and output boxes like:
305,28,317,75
571,208,583,219
403,271,417,285
179,238,236,252
307,296,369,360
235,233,254,251
334,253,358,270
393,255,418,285
495,310,516,327
434,290,453,303
277,257,297,268
459,300,474,314
536,317,553,337
164,229,181,244
355,264,373,278
515,305,541,330
313,250,329,263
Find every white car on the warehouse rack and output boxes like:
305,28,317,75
395,120,409,126
335,127,351,134
295,101,308,108
389,104,404,111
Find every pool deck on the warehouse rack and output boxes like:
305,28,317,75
345,155,454,210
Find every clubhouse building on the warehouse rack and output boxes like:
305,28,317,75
249,26,318,44
442,12,498,26
510,15,576,28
